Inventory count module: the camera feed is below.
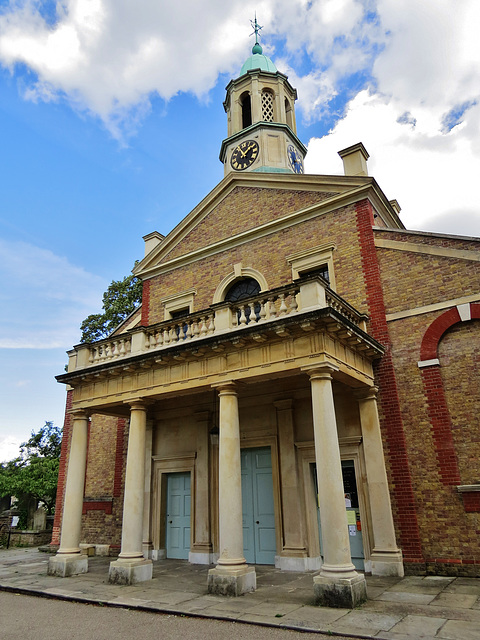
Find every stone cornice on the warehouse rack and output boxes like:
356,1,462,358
375,238,480,261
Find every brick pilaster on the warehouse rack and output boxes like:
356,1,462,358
355,198,424,564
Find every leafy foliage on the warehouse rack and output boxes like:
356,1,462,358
0,422,62,516
80,270,142,343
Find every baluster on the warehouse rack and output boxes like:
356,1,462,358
170,326,178,343
149,332,157,348
259,300,267,323
163,328,170,345
268,297,277,318
111,341,118,359
88,349,94,365
119,339,126,357
239,305,247,325
207,314,215,334
156,331,163,347
200,316,208,336
192,320,200,338
185,321,192,340
289,290,298,314
248,302,257,324
278,294,288,315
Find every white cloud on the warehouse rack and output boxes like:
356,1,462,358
0,435,22,463
0,239,106,348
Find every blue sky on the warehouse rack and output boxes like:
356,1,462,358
1,0,479,460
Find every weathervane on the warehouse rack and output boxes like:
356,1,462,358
250,14,263,45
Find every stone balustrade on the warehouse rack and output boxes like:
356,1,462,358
67,278,368,373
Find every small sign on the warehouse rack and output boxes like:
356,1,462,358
348,524,357,537
346,510,356,525
11,516,19,527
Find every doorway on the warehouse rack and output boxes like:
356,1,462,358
166,472,191,559
315,459,365,570
241,447,276,565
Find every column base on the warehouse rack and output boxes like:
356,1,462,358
48,553,88,577
189,551,216,565
207,564,256,596
275,555,322,571
371,549,404,577
314,573,367,608
108,558,153,585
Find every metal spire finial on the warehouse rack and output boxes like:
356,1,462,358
250,14,263,45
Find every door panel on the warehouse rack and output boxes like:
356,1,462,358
242,448,276,565
166,472,191,559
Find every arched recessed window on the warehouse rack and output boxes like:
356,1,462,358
285,98,293,129
241,93,252,128
261,90,274,121
224,278,261,302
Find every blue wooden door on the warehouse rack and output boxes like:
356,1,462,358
166,472,191,559
241,448,276,565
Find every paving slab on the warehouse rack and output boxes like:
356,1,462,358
430,592,479,609
376,591,437,605
388,614,447,636
437,619,480,640
326,610,402,635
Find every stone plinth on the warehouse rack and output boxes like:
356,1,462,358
314,573,367,608
48,553,88,578
207,564,256,596
108,558,153,585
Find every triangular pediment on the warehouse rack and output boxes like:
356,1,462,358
134,171,396,280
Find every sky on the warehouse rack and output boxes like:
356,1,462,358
0,0,479,461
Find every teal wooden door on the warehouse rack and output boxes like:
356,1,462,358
166,472,191,559
241,448,276,565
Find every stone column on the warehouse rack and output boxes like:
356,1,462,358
274,399,309,570
307,365,367,607
356,386,404,576
207,382,256,596
190,411,214,564
142,420,154,558
48,410,89,577
109,400,153,584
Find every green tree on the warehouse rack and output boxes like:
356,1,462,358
0,422,62,519
80,270,142,343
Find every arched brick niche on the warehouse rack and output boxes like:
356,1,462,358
418,303,480,510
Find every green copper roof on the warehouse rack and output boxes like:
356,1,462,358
240,43,277,75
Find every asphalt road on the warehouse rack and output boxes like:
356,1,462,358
0,591,355,640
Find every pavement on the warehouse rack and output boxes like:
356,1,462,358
0,548,479,640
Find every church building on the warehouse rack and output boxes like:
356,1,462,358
48,28,480,608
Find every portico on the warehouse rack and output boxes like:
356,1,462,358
51,275,403,605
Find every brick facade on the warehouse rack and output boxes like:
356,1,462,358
55,172,479,576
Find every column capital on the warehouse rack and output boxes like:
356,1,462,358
212,380,239,395
302,363,339,380
68,408,90,420
124,398,150,411
354,385,378,401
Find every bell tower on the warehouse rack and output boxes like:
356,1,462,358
220,19,307,176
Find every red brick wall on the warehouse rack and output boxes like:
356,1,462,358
356,199,424,567
376,231,480,574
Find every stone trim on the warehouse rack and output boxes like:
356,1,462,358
386,293,480,322
374,238,480,262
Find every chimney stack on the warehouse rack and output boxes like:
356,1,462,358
338,142,369,177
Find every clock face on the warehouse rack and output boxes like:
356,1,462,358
230,140,259,171
287,144,304,174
